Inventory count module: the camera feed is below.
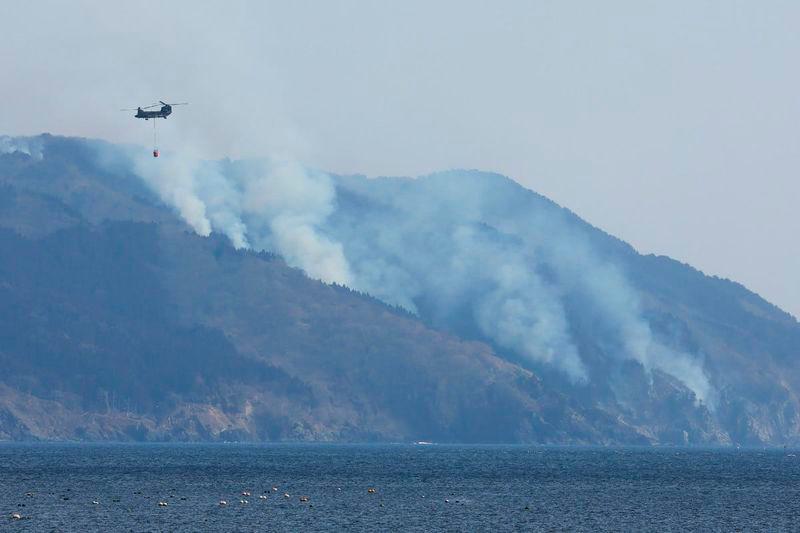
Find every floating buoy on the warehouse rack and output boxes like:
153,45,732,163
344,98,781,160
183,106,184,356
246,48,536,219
272,487,278,492
219,500,227,506
283,493,290,499
259,495,268,500
239,499,248,505
158,501,168,507
241,491,251,497
367,488,377,494
299,496,309,502
10,512,22,520
153,149,159,158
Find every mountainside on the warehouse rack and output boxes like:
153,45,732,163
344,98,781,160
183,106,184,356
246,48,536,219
0,134,797,444
329,171,800,445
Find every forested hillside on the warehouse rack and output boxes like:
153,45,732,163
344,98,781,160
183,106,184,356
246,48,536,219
0,135,797,445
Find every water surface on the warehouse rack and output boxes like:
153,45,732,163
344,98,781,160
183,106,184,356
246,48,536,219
1,444,797,531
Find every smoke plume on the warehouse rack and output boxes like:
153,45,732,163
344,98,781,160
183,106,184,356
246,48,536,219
130,151,351,285
0,135,43,159
94,146,714,406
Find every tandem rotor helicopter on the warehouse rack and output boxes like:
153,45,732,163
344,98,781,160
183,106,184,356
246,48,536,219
120,101,188,157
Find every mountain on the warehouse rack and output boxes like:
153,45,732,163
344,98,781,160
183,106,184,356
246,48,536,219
329,171,800,445
0,134,797,444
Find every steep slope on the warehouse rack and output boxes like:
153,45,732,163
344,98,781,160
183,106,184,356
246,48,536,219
0,134,798,445
0,138,638,443
329,170,800,445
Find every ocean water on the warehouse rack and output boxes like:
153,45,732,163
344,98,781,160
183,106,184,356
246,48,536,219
1,444,798,532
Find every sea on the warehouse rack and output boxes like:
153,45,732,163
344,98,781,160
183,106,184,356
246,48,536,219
1,443,798,532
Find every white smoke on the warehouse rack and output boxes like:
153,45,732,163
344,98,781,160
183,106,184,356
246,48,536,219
237,159,352,284
134,152,212,237
100,147,713,404
327,170,714,405
0,135,43,159
470,245,588,382
546,230,715,406
129,150,351,285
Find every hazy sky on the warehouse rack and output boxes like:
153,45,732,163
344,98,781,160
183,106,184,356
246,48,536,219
2,1,798,317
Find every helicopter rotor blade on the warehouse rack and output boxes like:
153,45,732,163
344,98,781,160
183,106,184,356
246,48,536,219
120,101,186,112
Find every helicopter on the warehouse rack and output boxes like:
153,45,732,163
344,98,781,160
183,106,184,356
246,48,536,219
120,101,188,157
121,101,188,120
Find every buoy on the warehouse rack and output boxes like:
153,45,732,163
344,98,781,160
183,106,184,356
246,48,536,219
241,491,251,497
299,496,309,502
219,500,227,506
153,149,159,158
283,493,290,499
10,512,22,520
259,495,268,500
272,487,278,492
367,488,377,494
240,499,248,505
158,501,168,507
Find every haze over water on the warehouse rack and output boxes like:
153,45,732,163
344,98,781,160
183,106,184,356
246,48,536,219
2,444,798,531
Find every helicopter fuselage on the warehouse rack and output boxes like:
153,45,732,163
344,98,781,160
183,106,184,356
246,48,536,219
135,105,172,120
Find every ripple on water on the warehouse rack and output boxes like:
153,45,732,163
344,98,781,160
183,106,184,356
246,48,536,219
0,444,798,532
